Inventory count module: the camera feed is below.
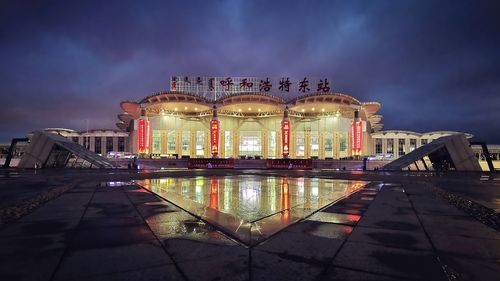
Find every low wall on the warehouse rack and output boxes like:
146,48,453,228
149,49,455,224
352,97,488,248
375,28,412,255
110,158,391,170
313,160,391,170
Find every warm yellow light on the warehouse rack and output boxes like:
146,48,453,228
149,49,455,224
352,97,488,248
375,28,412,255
321,108,325,112
258,108,261,112
301,109,305,112
248,107,252,111
184,106,188,110
195,107,198,111
174,107,178,111
238,108,242,112
312,107,315,111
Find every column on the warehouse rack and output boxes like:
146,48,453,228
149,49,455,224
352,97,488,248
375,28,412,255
233,131,240,158
319,132,325,160
190,130,196,158
333,132,340,159
176,130,182,157
305,131,311,158
262,130,268,158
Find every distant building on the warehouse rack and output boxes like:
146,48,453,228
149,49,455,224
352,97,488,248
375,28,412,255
42,128,129,157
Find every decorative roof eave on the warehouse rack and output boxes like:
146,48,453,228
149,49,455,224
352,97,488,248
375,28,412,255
120,100,141,118
139,91,212,105
361,102,381,117
216,92,285,104
286,92,362,105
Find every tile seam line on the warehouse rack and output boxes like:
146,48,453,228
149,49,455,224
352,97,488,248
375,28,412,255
48,181,100,281
123,186,191,281
404,183,459,281
314,184,381,280
133,181,248,246
248,181,375,248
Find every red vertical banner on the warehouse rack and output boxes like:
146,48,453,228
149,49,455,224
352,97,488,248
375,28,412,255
282,120,290,157
356,121,362,155
351,121,363,156
138,119,150,154
351,121,355,155
210,120,219,155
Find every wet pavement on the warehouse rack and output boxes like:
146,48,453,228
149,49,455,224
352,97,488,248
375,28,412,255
138,176,368,244
0,169,499,280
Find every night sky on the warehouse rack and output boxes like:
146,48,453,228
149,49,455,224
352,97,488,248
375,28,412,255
1,0,500,143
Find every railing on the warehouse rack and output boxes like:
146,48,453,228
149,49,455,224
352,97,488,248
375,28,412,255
187,158,235,169
266,158,313,170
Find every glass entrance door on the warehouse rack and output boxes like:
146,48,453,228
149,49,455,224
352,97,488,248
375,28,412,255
239,131,261,157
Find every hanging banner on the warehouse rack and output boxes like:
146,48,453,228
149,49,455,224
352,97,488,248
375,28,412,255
282,120,290,157
210,120,219,155
356,121,362,155
138,119,150,153
351,121,362,156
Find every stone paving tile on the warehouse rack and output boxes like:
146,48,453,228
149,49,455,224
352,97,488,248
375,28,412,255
0,233,67,281
91,191,129,203
307,212,361,226
136,202,186,220
284,220,353,239
439,254,500,281
357,212,421,231
0,218,79,238
322,203,367,215
125,189,165,204
162,237,246,263
251,250,324,281
257,226,347,263
319,266,410,281
70,225,156,249
428,232,500,259
19,205,86,222
176,253,248,281
79,216,146,229
84,202,142,219
410,199,469,216
72,264,185,281
332,241,448,281
418,214,500,240
53,240,174,280
347,226,432,251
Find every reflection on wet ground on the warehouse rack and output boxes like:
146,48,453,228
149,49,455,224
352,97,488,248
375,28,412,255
138,175,368,245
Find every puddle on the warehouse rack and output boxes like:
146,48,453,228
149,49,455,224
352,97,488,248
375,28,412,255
137,175,368,245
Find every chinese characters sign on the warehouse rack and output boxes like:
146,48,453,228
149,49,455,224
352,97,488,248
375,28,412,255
170,76,334,96
138,119,150,153
282,120,290,157
210,120,219,155
351,121,362,156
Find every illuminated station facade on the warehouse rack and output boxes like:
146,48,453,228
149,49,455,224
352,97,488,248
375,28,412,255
116,77,468,160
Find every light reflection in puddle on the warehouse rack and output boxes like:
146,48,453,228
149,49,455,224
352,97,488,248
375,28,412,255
138,175,368,245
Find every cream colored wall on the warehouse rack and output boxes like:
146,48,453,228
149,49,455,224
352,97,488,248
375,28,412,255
147,114,355,159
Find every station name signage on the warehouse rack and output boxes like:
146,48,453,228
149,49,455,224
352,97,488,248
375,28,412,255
170,76,333,94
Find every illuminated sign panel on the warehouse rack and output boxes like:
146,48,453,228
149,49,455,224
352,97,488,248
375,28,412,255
170,76,334,98
351,121,362,156
210,120,219,155
138,119,150,153
282,120,290,156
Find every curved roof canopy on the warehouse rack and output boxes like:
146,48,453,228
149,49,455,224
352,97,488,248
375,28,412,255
216,93,284,113
287,92,362,114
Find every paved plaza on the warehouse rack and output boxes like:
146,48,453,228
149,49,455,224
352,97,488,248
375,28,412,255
0,169,499,281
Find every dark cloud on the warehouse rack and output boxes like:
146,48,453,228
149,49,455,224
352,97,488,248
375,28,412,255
1,0,499,142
